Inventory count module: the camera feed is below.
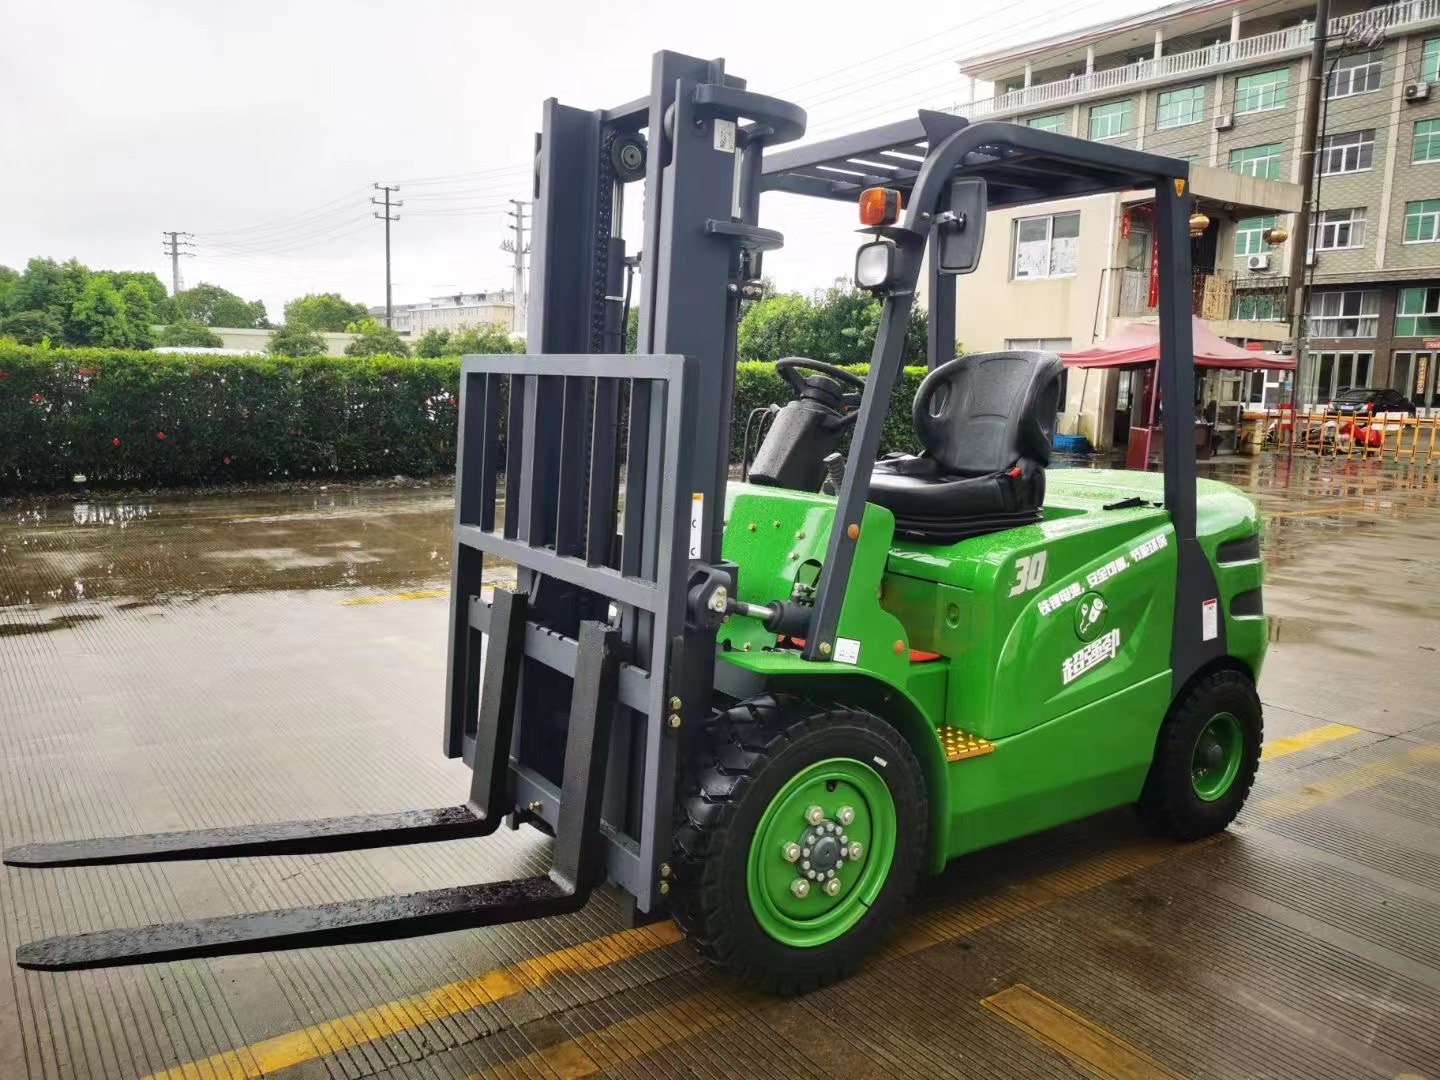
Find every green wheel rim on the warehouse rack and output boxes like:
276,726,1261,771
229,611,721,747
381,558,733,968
1191,711,1243,802
746,758,897,948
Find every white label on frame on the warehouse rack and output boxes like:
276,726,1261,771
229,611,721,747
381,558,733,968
688,493,703,559
834,637,861,665
1202,598,1218,641
714,119,737,153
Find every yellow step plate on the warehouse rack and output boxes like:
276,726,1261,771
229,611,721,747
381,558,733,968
937,726,994,762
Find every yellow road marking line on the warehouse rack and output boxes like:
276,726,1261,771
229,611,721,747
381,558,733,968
140,922,684,1080
1265,502,1373,519
340,588,450,606
145,721,1399,1080
982,984,1186,1080
1259,744,1440,819
1261,722,1360,760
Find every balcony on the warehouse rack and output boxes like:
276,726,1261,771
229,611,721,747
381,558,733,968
1114,267,1291,324
952,0,1440,122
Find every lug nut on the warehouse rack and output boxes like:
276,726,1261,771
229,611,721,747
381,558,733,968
836,805,855,826
659,862,671,878
824,878,842,896
801,860,811,870
806,869,817,880
801,847,811,857
849,842,863,859
791,879,811,898
805,805,824,825
782,842,801,863
658,880,670,895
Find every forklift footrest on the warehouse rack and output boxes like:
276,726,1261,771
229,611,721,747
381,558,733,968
937,726,995,762
2,805,490,868
16,874,581,970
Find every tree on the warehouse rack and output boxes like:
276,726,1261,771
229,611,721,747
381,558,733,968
4,258,90,337
158,320,225,348
117,282,157,349
737,279,927,365
168,282,268,328
413,324,519,357
284,292,368,332
343,317,409,357
0,309,63,344
267,324,327,357
68,276,153,349
0,265,17,311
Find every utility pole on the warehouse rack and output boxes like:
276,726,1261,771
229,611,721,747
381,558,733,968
372,184,402,327
1287,0,1330,404
161,231,194,295
501,199,531,332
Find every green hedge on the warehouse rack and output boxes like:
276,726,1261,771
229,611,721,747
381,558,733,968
0,346,460,491
0,346,927,492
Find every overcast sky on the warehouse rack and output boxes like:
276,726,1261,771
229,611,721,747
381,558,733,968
1,0,1160,324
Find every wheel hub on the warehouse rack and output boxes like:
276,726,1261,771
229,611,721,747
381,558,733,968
1190,711,1243,802
746,760,897,948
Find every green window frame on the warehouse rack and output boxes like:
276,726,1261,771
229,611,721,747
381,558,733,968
1156,85,1204,129
1403,199,1440,243
1028,113,1066,134
1231,291,1284,321
1396,287,1440,336
1415,119,1440,163
1234,215,1276,257
1229,143,1282,180
1423,38,1440,83
1088,100,1131,140
1235,69,1288,113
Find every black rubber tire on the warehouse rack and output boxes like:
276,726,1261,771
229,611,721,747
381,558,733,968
672,695,927,995
1137,669,1263,841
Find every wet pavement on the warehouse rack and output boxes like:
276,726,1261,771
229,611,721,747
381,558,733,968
2,458,1439,1079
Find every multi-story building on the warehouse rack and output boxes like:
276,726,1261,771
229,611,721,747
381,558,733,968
373,289,518,338
953,0,1440,413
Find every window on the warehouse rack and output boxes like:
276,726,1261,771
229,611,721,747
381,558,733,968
1423,37,1440,82
1318,130,1375,175
1089,100,1131,140
1307,290,1379,337
1013,212,1080,278
1156,85,1205,129
1309,352,1372,403
1311,208,1367,250
1028,114,1066,133
1404,199,1440,243
1326,50,1383,98
1231,291,1284,321
1235,69,1289,113
1396,287,1440,335
1414,119,1440,164
1229,143,1282,179
1234,215,1276,257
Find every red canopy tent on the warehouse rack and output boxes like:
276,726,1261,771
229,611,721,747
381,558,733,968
1059,317,1295,468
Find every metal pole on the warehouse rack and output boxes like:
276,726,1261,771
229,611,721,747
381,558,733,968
1287,0,1330,405
372,185,402,327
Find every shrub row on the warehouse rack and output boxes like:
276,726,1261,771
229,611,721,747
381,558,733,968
0,346,926,493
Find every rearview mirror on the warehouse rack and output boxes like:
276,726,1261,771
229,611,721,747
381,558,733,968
936,178,987,275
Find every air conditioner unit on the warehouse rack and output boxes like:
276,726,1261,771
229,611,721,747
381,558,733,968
1305,249,1317,267
1247,253,1271,271
1405,81,1431,102
1215,113,1235,131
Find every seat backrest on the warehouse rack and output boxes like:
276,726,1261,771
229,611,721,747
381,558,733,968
911,351,1064,475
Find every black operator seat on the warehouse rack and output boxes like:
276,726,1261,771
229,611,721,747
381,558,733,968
867,351,1065,543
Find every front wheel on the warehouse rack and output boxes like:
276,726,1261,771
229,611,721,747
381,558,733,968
672,696,927,994
1137,668,1263,841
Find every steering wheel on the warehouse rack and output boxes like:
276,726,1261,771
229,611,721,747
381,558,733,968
774,357,867,408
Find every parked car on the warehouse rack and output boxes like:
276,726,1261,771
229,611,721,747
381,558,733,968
1327,387,1416,416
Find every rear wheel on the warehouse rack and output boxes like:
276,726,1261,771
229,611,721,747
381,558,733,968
1138,669,1262,840
672,695,926,994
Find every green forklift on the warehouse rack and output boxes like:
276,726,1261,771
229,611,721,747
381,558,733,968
7,51,1267,994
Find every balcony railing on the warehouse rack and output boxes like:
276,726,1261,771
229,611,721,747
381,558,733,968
953,0,1440,121
1114,267,1290,321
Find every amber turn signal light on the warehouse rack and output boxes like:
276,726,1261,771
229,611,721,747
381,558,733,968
858,186,902,227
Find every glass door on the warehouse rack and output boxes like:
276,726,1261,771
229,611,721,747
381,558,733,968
1394,351,1438,408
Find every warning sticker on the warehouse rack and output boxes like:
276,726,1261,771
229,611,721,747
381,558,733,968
688,493,703,559
714,119,737,153
834,637,861,665
1202,598,1218,641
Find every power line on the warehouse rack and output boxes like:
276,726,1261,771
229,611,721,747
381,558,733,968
372,184,402,328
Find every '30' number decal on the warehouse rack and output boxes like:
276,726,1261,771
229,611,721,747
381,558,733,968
1008,552,1048,597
